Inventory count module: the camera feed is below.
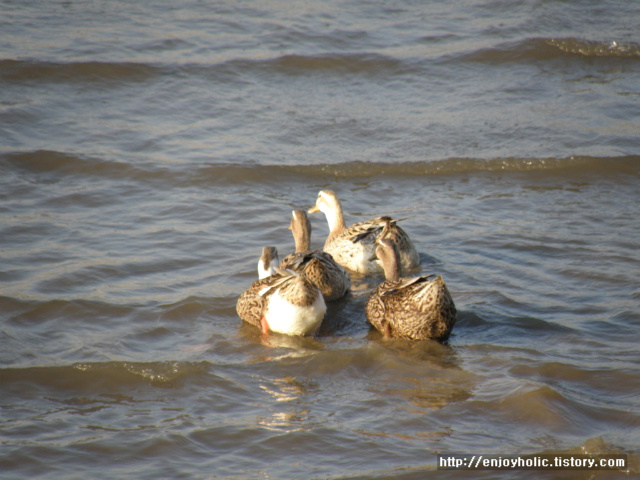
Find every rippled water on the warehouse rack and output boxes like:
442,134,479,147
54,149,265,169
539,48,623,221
1,1,639,479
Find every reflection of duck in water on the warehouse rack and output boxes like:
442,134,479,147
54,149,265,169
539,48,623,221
237,247,326,336
308,189,419,274
365,238,456,341
279,209,350,301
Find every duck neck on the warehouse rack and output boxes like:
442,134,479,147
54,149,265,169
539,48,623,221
379,243,401,282
291,210,311,252
258,247,278,279
325,206,346,242
293,228,310,253
258,259,274,279
383,258,401,282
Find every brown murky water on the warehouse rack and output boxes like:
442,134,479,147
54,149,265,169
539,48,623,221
1,1,639,479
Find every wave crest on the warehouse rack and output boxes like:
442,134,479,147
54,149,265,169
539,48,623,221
454,37,640,65
0,361,211,389
0,59,159,84
3,151,639,186
548,38,640,58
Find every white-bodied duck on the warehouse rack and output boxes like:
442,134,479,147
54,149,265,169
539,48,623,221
279,209,351,301
365,238,456,341
308,189,419,274
237,247,326,336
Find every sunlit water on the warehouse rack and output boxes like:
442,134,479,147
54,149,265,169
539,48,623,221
1,1,639,479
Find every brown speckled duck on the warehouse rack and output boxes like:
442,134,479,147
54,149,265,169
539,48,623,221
365,238,456,341
308,190,419,274
279,210,351,301
237,247,326,336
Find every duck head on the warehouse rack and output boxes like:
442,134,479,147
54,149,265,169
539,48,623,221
308,190,346,234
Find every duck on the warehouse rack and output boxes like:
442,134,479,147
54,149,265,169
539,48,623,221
279,209,351,301
365,238,456,341
237,247,326,336
308,189,419,274
257,245,279,279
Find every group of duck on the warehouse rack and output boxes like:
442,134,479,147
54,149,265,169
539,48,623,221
236,190,457,342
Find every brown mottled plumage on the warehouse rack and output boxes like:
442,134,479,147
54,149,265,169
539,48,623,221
237,249,326,336
308,190,419,274
280,210,350,301
365,238,456,341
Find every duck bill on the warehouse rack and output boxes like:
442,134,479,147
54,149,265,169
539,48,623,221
308,205,320,214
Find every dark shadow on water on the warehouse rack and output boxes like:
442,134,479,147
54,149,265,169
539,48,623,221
318,291,370,337
418,251,442,269
454,310,490,329
236,320,325,351
365,326,460,369
450,308,583,348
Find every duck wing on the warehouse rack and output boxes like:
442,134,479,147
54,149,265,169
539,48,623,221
280,250,350,301
346,217,390,244
280,251,316,271
380,274,436,297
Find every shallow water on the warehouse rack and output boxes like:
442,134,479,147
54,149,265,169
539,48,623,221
1,1,639,479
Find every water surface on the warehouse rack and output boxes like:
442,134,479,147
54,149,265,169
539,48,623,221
1,1,639,478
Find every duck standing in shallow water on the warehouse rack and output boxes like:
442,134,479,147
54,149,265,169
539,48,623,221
237,247,326,336
279,209,351,301
365,238,456,341
308,190,419,274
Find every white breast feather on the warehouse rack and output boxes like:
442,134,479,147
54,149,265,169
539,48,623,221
258,259,276,280
264,288,326,336
326,240,382,274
